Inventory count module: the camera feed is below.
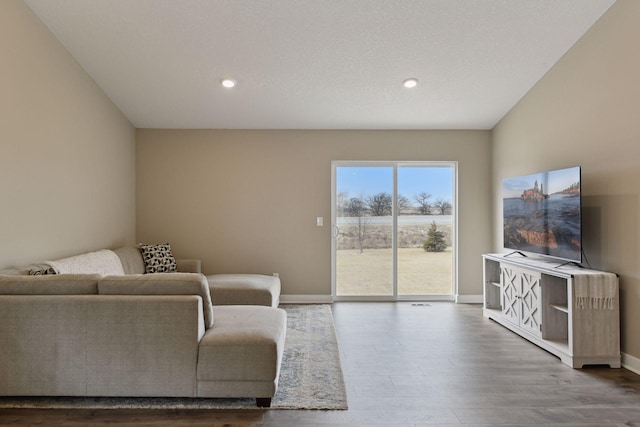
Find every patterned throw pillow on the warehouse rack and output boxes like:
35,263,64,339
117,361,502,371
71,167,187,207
27,263,57,275
138,243,177,274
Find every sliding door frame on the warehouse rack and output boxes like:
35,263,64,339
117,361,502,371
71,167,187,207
331,160,458,302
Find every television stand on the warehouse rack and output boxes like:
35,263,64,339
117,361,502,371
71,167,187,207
482,253,620,368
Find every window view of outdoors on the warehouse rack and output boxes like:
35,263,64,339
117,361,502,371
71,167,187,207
335,165,454,297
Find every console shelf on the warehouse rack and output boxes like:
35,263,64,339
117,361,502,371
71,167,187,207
482,253,620,368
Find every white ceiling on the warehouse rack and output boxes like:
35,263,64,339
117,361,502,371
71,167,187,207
24,0,615,130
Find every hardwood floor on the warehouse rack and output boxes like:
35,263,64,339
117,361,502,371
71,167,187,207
2,302,640,426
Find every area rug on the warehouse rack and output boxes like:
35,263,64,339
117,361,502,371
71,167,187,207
0,304,347,410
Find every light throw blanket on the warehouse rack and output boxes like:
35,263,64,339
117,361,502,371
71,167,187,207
47,249,125,276
573,272,617,310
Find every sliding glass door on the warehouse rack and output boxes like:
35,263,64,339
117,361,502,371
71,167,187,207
334,166,395,296
332,162,456,300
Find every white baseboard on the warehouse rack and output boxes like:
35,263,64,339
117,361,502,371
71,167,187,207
280,295,333,304
455,294,483,304
622,352,640,374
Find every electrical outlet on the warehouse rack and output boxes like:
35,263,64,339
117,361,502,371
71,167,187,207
316,217,324,227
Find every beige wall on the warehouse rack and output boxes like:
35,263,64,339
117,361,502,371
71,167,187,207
492,0,640,359
0,0,136,268
137,130,491,297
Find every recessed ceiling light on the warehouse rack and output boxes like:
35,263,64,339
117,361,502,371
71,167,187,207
221,78,236,88
403,78,418,88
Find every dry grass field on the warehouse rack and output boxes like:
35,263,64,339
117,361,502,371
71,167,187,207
336,247,453,296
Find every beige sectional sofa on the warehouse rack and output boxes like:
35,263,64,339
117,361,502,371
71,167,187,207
0,247,287,407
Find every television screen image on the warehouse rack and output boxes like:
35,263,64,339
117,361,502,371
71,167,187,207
503,166,581,263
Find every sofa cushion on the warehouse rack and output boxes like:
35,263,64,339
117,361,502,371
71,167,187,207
47,249,125,276
175,259,202,274
138,243,177,274
0,268,24,275
98,273,214,329
0,274,100,294
113,246,146,275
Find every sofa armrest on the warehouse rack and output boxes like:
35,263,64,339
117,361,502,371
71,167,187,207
176,259,201,273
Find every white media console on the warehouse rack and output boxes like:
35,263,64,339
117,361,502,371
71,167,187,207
483,253,620,368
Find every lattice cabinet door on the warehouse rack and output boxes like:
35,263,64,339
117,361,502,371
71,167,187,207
519,270,542,337
501,265,520,325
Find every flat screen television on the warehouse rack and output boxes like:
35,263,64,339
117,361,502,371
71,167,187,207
503,166,582,263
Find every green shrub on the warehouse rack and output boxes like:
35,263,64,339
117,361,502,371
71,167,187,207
423,221,447,252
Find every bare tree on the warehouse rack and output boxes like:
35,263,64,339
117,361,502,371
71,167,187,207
414,192,432,215
433,198,452,215
344,196,369,253
397,195,411,215
344,197,367,217
351,215,370,254
366,192,392,216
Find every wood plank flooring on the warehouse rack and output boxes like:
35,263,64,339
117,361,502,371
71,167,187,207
2,302,640,426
